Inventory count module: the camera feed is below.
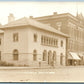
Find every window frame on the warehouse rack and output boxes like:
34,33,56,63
61,40,63,47
33,50,37,61
13,33,19,42
43,50,47,61
34,34,37,42
0,38,1,45
0,51,1,60
13,49,19,61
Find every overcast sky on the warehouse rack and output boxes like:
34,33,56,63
0,2,84,25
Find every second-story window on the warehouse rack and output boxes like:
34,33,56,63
61,40,63,47
0,38,1,45
13,33,18,42
0,51,1,60
41,36,43,44
34,34,37,42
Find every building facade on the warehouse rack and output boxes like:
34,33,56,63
35,12,84,65
0,14,68,67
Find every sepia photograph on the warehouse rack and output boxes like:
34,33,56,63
0,1,84,82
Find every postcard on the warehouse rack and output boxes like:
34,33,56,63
0,1,84,82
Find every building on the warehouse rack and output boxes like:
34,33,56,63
0,14,68,67
35,12,84,66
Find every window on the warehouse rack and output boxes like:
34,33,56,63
54,39,58,46
43,50,47,61
60,53,63,65
53,51,56,61
44,36,46,44
41,36,43,44
51,38,53,45
49,38,51,45
0,38,1,45
0,51,1,60
48,50,52,65
13,49,19,60
61,40,63,47
33,50,37,61
41,35,59,47
56,40,58,46
13,33,18,42
47,37,49,44
34,34,37,42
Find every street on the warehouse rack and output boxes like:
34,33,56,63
0,66,84,82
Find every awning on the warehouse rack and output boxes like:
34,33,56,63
78,53,84,57
68,52,81,60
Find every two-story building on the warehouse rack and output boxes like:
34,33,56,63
0,14,69,67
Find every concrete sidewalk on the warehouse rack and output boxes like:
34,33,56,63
0,66,53,70
0,65,84,70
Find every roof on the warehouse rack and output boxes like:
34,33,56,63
1,17,69,37
35,13,78,22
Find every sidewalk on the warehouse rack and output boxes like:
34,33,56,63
0,65,84,70
0,66,53,70
0,66,65,70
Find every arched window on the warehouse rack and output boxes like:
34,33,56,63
43,50,47,61
13,49,19,60
53,51,56,61
48,50,52,65
60,53,63,65
33,50,37,61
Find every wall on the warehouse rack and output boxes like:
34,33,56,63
27,26,67,67
0,33,4,61
2,26,29,66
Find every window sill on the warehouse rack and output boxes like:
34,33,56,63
41,43,58,48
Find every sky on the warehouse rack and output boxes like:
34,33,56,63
0,2,84,25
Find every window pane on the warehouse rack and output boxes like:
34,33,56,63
61,40,63,47
33,50,37,61
0,39,1,45
13,33,18,42
34,34,37,42
13,50,19,60
0,51,1,60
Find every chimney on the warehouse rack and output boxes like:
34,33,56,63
8,13,15,23
29,16,33,19
53,12,57,15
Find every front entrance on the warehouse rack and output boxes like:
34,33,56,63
48,51,56,66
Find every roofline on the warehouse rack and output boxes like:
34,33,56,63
35,13,78,22
29,25,69,38
0,24,69,38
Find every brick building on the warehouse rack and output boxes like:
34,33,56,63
35,12,84,65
